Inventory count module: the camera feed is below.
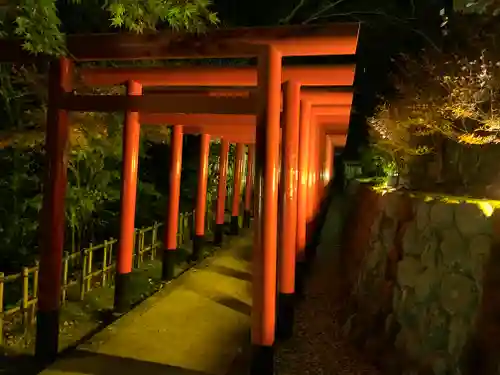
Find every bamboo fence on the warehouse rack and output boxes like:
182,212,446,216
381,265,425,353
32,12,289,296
0,209,218,344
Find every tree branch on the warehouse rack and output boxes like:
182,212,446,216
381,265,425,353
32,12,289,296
304,9,442,53
302,0,350,24
279,0,308,24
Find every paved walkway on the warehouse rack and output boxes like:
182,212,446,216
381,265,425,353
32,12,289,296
41,236,253,375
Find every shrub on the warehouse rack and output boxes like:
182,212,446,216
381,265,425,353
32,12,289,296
368,15,500,197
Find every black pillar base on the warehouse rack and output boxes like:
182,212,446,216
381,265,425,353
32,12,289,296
191,234,204,262
250,344,274,375
243,210,251,228
161,249,176,281
114,272,132,313
276,292,295,341
214,224,224,246
35,309,59,364
295,260,307,300
230,215,240,235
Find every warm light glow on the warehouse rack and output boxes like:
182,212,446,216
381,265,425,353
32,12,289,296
273,165,279,193
369,181,500,217
288,167,296,200
477,201,495,217
301,172,308,185
308,172,313,188
131,150,139,174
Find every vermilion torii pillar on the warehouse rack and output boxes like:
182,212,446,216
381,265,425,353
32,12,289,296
276,80,300,340
137,120,256,244
114,80,143,312
295,100,312,297
319,133,347,188
305,107,349,225
162,125,184,281
230,143,245,235
244,144,255,228
32,71,262,362
314,132,347,235
315,130,325,204
304,111,350,266
316,131,330,204
35,57,72,363
214,139,229,246
251,45,282,375
193,134,211,261
294,107,351,293
305,116,320,264
324,136,334,184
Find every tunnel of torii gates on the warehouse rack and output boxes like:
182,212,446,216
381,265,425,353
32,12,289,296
0,22,359,374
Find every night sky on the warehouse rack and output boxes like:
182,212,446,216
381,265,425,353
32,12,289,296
56,0,448,158
212,0,446,158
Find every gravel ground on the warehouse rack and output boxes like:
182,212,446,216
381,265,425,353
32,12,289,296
275,194,382,375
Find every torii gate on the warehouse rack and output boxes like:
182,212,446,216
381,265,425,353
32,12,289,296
0,23,359,375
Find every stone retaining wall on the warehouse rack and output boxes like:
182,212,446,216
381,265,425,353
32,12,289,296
340,184,500,375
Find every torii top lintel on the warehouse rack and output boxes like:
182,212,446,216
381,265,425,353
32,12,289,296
0,23,359,62
80,65,356,87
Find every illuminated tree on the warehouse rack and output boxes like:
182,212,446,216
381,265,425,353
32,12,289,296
0,0,218,55
368,14,500,194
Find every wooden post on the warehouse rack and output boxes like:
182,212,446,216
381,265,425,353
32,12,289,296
80,250,88,301
22,267,29,332
151,223,158,259
87,244,93,292
108,239,114,282
102,241,108,287
162,125,184,281
61,253,69,305
32,261,39,323
35,57,72,362
137,230,145,266
250,44,282,375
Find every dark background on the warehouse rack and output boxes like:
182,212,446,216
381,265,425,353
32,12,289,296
212,0,448,158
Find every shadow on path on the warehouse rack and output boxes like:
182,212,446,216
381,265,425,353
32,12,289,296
210,265,252,283
212,296,252,316
49,350,213,375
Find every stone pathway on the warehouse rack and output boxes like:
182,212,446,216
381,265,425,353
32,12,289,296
39,236,253,375
32,192,383,375
275,194,381,375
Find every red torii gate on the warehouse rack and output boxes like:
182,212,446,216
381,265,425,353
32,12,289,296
140,102,349,245
79,67,354,254
79,66,354,327
0,23,359,375
135,94,351,345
